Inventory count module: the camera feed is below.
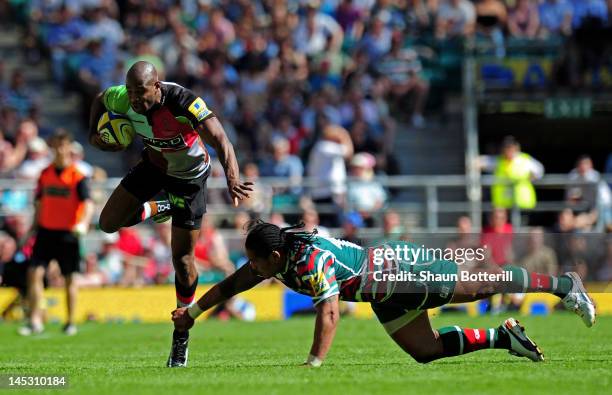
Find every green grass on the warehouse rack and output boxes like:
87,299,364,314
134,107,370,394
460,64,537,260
0,313,610,395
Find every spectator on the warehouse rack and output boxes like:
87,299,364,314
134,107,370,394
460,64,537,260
208,8,236,46
538,0,573,37
447,215,480,252
260,136,304,196
16,137,51,180
348,119,380,155
71,141,94,178
336,0,365,41
339,86,382,132
481,208,514,266
436,0,476,39
302,207,331,237
508,0,540,39
359,11,393,61
150,22,198,76
270,113,305,155
382,209,407,239
194,217,235,277
475,0,508,58
236,33,276,108
558,234,590,280
341,211,364,245
0,123,32,174
5,70,38,117
300,92,342,137
307,124,353,227
45,5,88,87
275,38,309,83
376,32,429,128
78,253,107,287
293,1,344,56
269,212,289,228
117,228,146,280
309,34,352,90
347,152,387,225
565,155,612,231
240,162,272,215
77,38,116,110
143,222,173,285
82,5,124,51
477,136,544,211
518,227,558,275
550,207,579,274
406,0,434,37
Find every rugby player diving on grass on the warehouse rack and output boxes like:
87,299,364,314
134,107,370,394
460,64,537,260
172,221,596,366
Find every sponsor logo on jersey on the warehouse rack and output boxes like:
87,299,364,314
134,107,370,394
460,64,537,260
188,97,212,121
168,193,186,209
142,134,187,150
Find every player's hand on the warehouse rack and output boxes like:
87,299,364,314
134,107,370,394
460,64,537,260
227,179,254,207
90,134,124,152
171,307,195,332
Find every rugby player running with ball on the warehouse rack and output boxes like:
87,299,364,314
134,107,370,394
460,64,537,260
173,221,596,366
89,61,252,367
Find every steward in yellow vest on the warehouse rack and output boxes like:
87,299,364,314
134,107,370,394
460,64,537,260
479,137,544,209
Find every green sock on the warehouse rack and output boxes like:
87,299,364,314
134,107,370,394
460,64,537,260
502,265,573,298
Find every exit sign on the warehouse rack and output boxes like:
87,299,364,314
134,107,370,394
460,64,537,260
544,98,592,119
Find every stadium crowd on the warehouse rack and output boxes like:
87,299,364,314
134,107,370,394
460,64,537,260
1,0,612,295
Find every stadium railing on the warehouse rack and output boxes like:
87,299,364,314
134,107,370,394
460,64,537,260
1,174,610,234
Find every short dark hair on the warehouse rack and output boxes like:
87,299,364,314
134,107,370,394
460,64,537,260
48,128,73,146
501,135,519,149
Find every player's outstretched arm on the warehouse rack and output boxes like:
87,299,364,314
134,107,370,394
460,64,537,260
305,295,340,367
199,117,253,206
171,263,263,331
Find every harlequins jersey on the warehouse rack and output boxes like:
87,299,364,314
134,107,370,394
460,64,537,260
103,82,213,179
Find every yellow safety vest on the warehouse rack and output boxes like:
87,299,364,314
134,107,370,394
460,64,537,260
492,153,537,209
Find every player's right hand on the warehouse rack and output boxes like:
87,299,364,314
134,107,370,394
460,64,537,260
171,307,195,332
90,134,125,152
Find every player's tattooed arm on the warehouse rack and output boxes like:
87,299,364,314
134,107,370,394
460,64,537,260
198,117,253,206
307,295,340,366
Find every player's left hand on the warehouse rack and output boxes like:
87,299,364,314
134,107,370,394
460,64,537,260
227,179,254,207
171,307,195,332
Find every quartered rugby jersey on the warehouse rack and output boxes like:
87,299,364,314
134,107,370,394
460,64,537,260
275,235,423,306
103,82,213,179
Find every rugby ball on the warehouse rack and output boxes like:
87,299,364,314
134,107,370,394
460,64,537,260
97,111,135,147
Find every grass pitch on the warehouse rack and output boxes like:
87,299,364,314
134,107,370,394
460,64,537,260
0,313,610,395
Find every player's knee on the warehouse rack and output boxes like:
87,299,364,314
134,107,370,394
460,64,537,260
409,351,437,364
98,214,119,233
